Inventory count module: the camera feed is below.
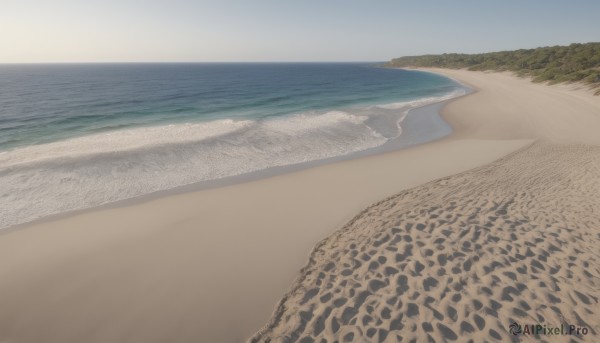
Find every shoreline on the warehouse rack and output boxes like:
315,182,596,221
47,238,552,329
5,67,598,342
2,78,468,233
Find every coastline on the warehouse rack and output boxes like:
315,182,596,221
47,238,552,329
0,66,465,231
2,78,467,233
5,67,600,342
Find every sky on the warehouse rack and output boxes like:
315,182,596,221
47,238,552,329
1,0,599,63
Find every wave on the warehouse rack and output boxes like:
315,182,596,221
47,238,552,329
374,89,466,109
0,119,254,168
0,90,463,229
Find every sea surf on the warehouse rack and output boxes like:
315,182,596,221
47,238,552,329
0,63,466,229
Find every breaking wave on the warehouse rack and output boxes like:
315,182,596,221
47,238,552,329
0,90,464,229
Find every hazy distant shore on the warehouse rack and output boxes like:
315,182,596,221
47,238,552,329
2,68,600,343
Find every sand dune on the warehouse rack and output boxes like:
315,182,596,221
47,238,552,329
251,70,600,343
250,142,600,342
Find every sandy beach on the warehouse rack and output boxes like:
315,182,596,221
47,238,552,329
251,71,600,342
2,69,600,343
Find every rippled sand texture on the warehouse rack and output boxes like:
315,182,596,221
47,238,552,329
250,142,600,343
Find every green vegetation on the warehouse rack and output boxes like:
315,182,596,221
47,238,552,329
386,43,600,95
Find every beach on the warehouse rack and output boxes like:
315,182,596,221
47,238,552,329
0,64,462,231
1,69,599,343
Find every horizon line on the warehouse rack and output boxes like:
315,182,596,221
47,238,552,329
0,61,387,65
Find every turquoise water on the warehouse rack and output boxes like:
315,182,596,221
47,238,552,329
0,63,465,228
0,63,459,150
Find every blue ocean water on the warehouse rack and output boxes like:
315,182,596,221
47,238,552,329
0,63,465,228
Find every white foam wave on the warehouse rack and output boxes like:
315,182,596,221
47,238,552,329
375,89,466,110
264,110,370,133
0,110,388,229
0,89,465,229
0,119,253,168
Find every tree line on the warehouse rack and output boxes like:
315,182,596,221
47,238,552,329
386,43,600,94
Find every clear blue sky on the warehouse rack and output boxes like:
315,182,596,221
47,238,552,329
1,0,599,63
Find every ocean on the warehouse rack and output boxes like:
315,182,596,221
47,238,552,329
0,63,466,229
